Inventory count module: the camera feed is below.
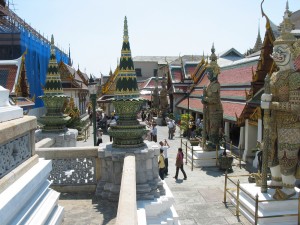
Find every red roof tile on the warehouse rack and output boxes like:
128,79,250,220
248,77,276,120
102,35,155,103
218,65,254,86
185,64,197,76
196,64,255,87
177,98,245,122
171,68,182,82
190,89,248,100
221,90,248,100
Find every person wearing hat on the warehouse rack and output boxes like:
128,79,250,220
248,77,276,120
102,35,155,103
96,128,103,146
159,139,170,176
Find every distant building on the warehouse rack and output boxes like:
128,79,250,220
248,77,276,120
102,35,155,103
132,56,177,81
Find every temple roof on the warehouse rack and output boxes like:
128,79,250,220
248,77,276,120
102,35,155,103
59,61,88,90
0,55,34,108
219,48,244,61
133,56,178,65
177,97,245,122
0,57,21,94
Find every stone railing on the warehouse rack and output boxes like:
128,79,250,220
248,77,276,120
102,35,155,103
77,114,90,141
35,146,100,192
0,116,36,179
116,154,138,225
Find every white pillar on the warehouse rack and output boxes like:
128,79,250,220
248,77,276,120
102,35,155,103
238,126,245,150
243,119,258,161
224,121,230,141
257,119,262,142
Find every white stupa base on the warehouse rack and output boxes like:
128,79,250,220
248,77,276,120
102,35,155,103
187,146,229,167
0,105,23,123
137,180,181,225
230,183,299,225
0,158,64,225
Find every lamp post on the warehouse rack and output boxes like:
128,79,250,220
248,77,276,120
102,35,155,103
185,90,190,139
88,76,97,146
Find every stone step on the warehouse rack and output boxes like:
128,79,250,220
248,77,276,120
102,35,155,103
9,180,51,224
0,159,52,224
23,189,60,225
44,205,64,225
137,208,147,225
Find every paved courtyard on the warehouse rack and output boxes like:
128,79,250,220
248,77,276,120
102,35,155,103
59,123,252,225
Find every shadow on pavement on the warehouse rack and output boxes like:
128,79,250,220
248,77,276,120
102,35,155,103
59,193,117,225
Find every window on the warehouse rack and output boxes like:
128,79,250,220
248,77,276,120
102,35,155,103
135,68,142,76
154,69,158,77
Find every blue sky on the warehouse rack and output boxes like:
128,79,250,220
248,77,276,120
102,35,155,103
12,0,299,77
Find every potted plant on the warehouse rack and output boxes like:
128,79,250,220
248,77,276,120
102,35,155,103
180,113,189,137
217,134,234,172
189,137,200,146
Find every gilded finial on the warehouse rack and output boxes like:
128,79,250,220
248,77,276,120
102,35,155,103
274,2,295,46
201,51,205,63
206,43,220,77
123,16,129,42
209,43,217,62
51,34,54,45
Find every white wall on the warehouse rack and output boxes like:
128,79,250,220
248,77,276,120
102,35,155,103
133,61,158,81
243,119,258,161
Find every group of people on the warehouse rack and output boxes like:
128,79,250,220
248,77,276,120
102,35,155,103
158,139,187,181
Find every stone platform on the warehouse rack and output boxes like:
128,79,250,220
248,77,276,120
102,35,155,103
187,146,229,167
96,141,164,201
35,128,78,147
230,183,299,225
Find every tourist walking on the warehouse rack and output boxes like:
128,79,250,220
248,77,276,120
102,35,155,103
96,128,103,146
159,139,170,176
151,123,157,142
174,148,187,180
167,119,175,139
158,149,165,180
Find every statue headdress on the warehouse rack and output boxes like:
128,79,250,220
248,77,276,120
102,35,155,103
273,1,296,47
206,43,220,78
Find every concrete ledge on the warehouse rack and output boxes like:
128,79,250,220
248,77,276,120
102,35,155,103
52,184,96,193
0,116,37,144
0,155,39,193
116,154,137,225
35,138,55,148
36,146,98,159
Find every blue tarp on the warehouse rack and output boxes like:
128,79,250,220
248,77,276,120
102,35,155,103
20,28,69,107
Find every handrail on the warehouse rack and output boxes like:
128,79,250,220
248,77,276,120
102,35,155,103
116,154,137,225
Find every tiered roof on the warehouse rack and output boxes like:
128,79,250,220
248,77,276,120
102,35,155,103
0,54,34,108
59,61,88,90
177,47,258,122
